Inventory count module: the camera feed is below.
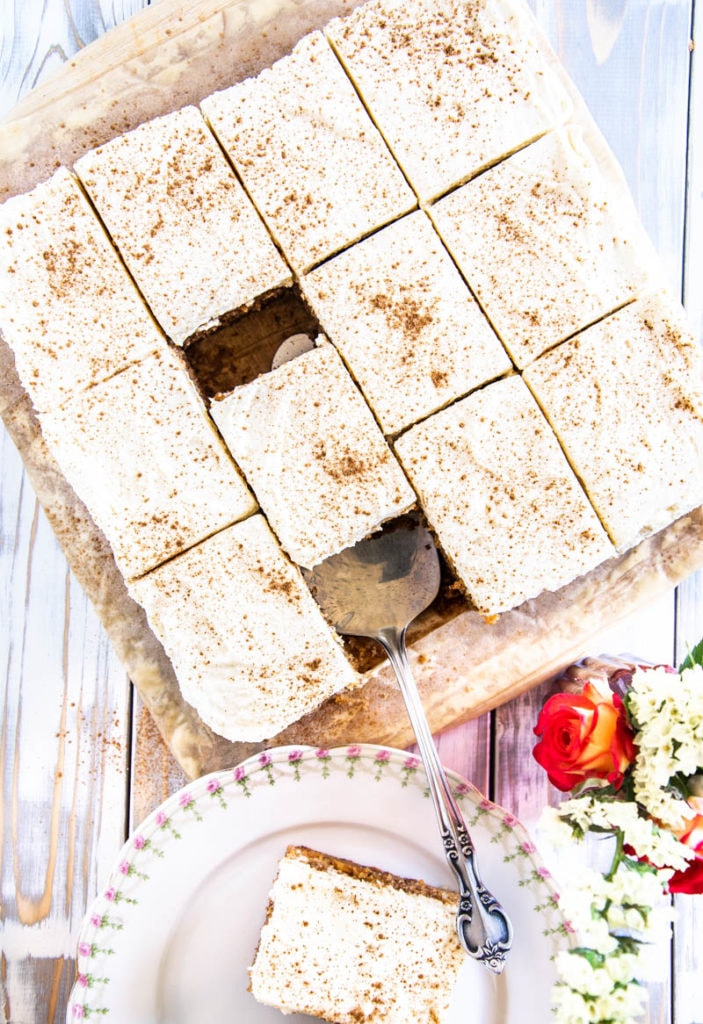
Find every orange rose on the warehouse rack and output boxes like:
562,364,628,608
669,798,703,895
533,682,637,792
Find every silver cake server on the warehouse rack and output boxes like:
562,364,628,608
304,512,513,973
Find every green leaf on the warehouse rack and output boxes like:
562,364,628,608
572,947,606,969
679,636,703,671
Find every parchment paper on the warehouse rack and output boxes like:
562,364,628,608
1,0,702,779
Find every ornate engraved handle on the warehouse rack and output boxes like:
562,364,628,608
443,823,513,972
380,626,513,973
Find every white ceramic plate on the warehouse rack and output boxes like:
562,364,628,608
67,745,570,1022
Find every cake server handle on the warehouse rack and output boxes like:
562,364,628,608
378,626,513,974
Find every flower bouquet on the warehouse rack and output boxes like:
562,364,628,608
532,640,703,1023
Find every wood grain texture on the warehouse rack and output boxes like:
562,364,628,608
0,0,701,1022
0,0,148,120
0,3,150,1022
673,2,703,1019
531,0,691,287
517,4,700,1023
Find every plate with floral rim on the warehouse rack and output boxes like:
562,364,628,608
67,744,572,1023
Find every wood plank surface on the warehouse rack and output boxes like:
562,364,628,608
1,4,150,1020
0,1,701,1022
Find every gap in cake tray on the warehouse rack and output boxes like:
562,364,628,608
183,286,473,675
185,285,318,397
309,511,472,675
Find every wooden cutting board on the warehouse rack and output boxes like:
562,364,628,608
2,0,702,779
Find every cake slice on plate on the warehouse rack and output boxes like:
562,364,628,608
250,845,464,1024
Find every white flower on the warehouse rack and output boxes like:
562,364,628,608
605,952,640,985
552,985,592,1024
541,659,702,1022
606,903,646,933
592,981,648,1021
628,664,703,829
538,804,581,849
605,867,665,908
555,951,614,998
558,796,692,871
581,917,619,958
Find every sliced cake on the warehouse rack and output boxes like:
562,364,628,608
394,374,615,615
430,127,659,367
210,339,416,569
302,210,511,436
74,106,291,346
38,346,256,580
327,0,572,202
129,517,358,742
0,167,164,412
250,845,464,1024
201,30,415,274
523,293,703,550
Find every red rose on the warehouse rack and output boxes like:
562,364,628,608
669,804,703,895
533,681,637,792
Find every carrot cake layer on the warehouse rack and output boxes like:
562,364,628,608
0,167,164,412
211,339,416,569
75,106,291,346
39,346,256,580
524,293,703,550
201,30,415,274
327,0,572,202
430,127,659,367
302,210,510,435
394,374,615,614
129,518,358,742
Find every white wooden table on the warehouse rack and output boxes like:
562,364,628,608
0,1,701,1021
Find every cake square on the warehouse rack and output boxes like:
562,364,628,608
250,845,464,1024
210,340,416,569
0,167,164,412
326,0,573,203
74,106,291,346
394,374,615,615
430,127,659,368
201,30,416,274
129,518,358,742
38,346,256,580
523,293,703,550
302,210,511,435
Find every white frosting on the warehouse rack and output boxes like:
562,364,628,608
39,346,256,580
0,167,163,412
524,293,703,551
327,0,573,203
430,126,661,368
128,517,358,741
211,340,416,569
201,31,415,273
394,374,615,615
250,848,463,1023
74,105,291,346
302,210,511,435
2,0,700,749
